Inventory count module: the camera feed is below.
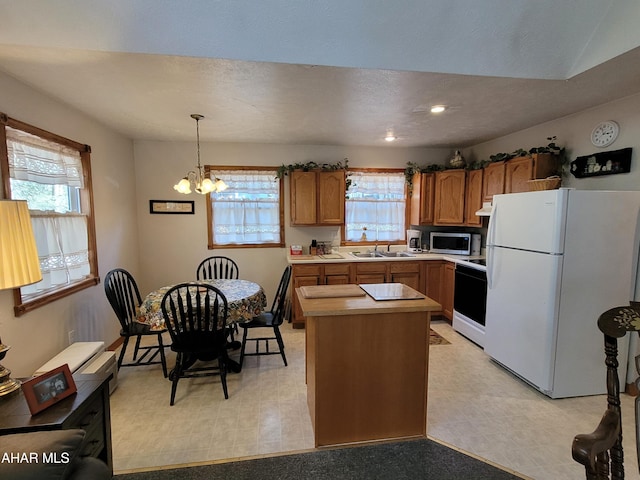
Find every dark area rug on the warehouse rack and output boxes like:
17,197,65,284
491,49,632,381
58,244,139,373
429,328,450,345
115,438,522,480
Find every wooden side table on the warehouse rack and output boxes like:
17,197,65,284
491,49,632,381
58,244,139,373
0,372,113,474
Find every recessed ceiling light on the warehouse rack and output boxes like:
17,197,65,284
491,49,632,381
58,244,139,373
385,135,397,142
430,105,447,113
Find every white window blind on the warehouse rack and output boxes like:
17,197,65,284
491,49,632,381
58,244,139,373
345,171,406,242
210,170,281,245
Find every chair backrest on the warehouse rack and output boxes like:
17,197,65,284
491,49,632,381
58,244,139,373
104,268,142,330
196,256,239,280
161,283,229,351
572,301,640,479
269,265,292,326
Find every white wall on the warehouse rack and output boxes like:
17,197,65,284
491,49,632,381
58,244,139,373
0,72,139,377
464,92,640,192
133,141,450,300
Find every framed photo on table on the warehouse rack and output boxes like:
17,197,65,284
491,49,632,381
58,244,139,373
21,364,77,415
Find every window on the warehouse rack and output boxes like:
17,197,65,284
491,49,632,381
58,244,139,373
344,170,407,243
0,114,99,316
207,167,284,248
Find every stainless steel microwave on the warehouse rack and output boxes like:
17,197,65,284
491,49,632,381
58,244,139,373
430,232,471,255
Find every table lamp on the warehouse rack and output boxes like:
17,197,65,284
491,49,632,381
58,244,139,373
0,199,42,397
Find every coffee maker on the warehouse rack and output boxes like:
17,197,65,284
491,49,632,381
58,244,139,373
406,229,422,252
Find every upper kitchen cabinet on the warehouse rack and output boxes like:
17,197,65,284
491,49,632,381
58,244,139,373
464,169,483,226
410,172,435,225
434,169,466,225
290,170,345,226
482,161,505,203
504,153,559,194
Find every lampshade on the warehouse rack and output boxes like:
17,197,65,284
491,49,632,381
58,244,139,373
0,200,42,290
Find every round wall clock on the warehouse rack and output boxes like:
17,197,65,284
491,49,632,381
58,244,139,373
590,120,619,148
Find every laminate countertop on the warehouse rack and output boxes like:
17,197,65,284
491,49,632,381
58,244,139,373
296,283,441,316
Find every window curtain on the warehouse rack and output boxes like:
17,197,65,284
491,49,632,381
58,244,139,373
6,127,84,187
211,170,281,244
345,172,406,241
20,215,90,296
6,127,89,297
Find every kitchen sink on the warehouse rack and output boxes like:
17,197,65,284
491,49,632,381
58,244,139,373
377,251,415,257
349,251,415,258
350,251,383,258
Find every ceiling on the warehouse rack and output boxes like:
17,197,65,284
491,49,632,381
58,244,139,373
1,0,640,148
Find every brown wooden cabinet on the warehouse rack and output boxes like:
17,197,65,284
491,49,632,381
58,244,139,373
291,264,322,327
0,373,113,474
441,262,455,320
464,168,483,226
354,261,387,284
482,161,505,202
290,170,345,226
291,263,352,327
505,153,559,194
322,263,350,285
425,261,443,315
410,172,435,225
389,262,421,291
292,260,427,327
434,169,466,225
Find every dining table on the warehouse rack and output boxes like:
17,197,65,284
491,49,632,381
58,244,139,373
137,278,267,372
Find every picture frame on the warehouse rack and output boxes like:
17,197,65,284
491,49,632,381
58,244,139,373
21,364,77,415
149,200,195,214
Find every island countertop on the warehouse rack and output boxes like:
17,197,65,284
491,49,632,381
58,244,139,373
296,283,441,316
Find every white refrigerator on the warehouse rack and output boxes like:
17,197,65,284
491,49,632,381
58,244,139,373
484,188,640,398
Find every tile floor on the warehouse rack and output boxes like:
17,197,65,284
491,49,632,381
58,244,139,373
111,320,639,479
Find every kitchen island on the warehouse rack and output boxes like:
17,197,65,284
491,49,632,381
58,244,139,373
297,283,441,447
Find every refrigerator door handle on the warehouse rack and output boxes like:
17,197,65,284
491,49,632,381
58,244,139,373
486,203,498,289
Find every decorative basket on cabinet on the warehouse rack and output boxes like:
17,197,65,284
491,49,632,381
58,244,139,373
527,176,561,191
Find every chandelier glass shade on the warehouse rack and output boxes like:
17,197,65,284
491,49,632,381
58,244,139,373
174,114,227,195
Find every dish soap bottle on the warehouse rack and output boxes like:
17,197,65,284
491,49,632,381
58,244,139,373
360,227,367,242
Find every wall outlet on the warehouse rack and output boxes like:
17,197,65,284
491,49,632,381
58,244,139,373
68,330,76,344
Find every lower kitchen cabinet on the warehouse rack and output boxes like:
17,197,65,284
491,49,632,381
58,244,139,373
441,262,455,320
389,262,421,291
291,263,352,327
354,262,387,284
291,259,449,326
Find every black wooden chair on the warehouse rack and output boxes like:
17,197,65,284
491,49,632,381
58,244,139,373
239,265,292,368
161,283,230,405
196,256,239,280
572,301,640,479
196,255,241,344
104,268,168,377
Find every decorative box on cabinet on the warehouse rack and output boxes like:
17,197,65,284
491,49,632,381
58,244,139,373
410,172,435,225
434,169,466,225
464,169,483,226
290,170,345,226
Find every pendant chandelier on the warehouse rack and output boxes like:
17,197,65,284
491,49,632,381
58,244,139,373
174,114,227,195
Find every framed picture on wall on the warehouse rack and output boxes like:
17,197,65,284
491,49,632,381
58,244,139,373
149,200,195,214
21,364,77,415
